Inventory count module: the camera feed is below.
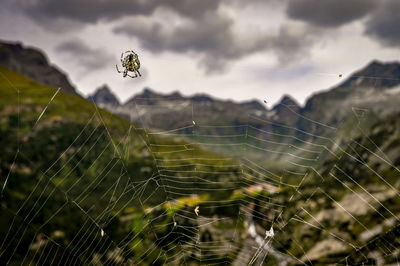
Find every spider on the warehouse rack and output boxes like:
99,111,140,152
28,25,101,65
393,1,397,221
116,50,142,78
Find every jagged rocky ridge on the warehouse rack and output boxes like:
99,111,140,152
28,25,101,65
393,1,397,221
89,60,400,166
89,87,300,131
91,60,400,131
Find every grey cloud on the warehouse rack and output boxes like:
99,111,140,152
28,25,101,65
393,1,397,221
365,0,400,47
55,39,114,70
113,13,311,73
114,12,259,73
8,0,218,24
7,0,315,73
270,26,313,66
287,0,376,27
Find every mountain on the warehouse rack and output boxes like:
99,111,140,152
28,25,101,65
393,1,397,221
0,40,78,95
270,94,300,125
90,87,269,130
89,61,400,165
90,61,400,134
88,61,400,168
338,60,400,89
88,84,120,107
302,60,400,127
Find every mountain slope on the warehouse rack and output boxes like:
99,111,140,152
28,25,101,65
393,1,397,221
0,40,78,95
338,60,400,89
302,60,400,128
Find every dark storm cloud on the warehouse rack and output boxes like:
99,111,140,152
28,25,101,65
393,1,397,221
9,0,218,24
270,26,313,66
113,12,250,73
287,0,377,27
4,0,316,73
113,12,311,73
365,0,400,47
55,39,114,70
114,13,234,55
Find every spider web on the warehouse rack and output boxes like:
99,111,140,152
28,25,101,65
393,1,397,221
1,70,400,265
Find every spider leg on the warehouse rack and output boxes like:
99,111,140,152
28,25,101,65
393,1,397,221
136,69,141,77
127,72,138,78
116,65,122,73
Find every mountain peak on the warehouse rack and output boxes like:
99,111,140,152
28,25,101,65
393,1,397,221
240,100,266,111
89,84,119,106
358,60,400,77
96,84,112,94
271,95,300,124
166,90,184,100
191,93,214,102
339,60,400,89
140,88,163,98
274,95,300,109
130,88,186,102
125,88,169,105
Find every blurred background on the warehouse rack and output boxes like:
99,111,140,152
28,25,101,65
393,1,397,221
1,1,400,265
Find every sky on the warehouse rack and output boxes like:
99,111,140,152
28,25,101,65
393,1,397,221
0,0,399,107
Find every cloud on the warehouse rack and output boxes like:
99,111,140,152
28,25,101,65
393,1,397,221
270,25,314,66
287,0,376,27
4,0,321,74
113,10,312,73
55,39,114,70
113,12,240,73
365,0,400,47
7,0,218,24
